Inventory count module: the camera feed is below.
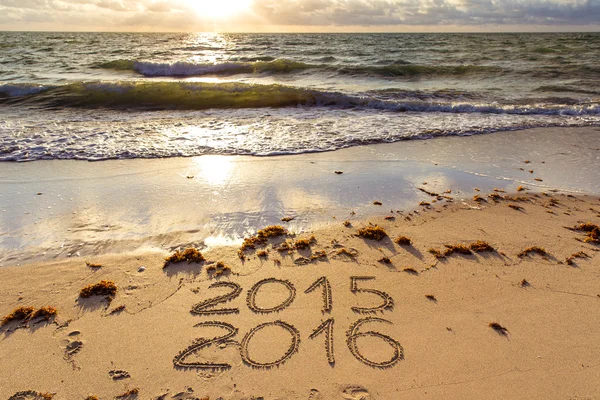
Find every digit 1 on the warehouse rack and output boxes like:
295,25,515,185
304,276,332,313
309,318,335,365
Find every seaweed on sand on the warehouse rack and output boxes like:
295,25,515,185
518,246,547,257
79,280,118,299
356,226,387,241
163,248,205,268
394,236,412,246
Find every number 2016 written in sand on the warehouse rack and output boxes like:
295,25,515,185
174,276,404,370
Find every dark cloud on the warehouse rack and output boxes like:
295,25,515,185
0,0,598,30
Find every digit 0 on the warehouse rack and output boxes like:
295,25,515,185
246,278,296,313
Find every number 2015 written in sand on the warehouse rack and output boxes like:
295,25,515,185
174,276,404,370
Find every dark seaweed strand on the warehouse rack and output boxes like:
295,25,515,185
173,321,239,370
191,281,242,315
246,278,297,314
240,320,301,369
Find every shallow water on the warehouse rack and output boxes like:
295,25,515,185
1,127,598,266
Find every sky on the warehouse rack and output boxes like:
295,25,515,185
0,0,598,32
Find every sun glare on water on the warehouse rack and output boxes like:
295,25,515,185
186,0,252,19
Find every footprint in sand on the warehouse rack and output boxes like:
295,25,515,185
340,385,371,400
308,389,323,400
60,330,84,369
109,369,131,380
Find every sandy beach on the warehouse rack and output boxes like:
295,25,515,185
1,126,600,399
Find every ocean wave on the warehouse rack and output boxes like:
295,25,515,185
94,58,503,78
96,58,313,76
0,83,54,97
1,107,598,162
2,81,599,117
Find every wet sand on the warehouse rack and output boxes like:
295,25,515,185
1,126,599,266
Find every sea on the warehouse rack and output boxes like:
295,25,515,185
0,32,599,161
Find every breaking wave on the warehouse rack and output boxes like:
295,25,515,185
2,81,599,116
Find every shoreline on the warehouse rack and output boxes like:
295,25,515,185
1,126,599,266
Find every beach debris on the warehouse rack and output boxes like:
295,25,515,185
518,246,547,257
429,248,444,259
115,388,139,399
566,251,590,265
488,193,502,201
343,220,352,227
473,195,486,202
517,185,526,191
109,305,126,315
163,248,205,268
418,187,439,197
504,195,529,202
241,225,287,251
137,266,146,273
8,391,54,400
403,267,419,275
275,241,293,253
311,250,328,261
335,171,344,174
186,175,194,179
84,396,99,400
469,241,495,253
256,250,268,258
378,257,392,264
493,188,505,193
206,262,231,277
384,215,395,221
508,204,524,211
1,306,57,326
520,279,530,287
85,262,103,269
394,236,412,246
356,226,387,241
281,216,295,222
425,295,437,302
524,160,531,164
294,235,316,250
569,222,600,244
373,201,382,206
335,248,358,259
488,322,509,335
419,201,431,207
443,244,472,256
1,306,35,325
79,280,117,299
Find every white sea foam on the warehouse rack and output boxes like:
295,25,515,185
0,107,598,161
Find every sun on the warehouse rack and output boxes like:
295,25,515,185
186,0,252,19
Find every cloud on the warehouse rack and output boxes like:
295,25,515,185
0,0,598,31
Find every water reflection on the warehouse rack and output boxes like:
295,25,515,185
190,155,236,186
